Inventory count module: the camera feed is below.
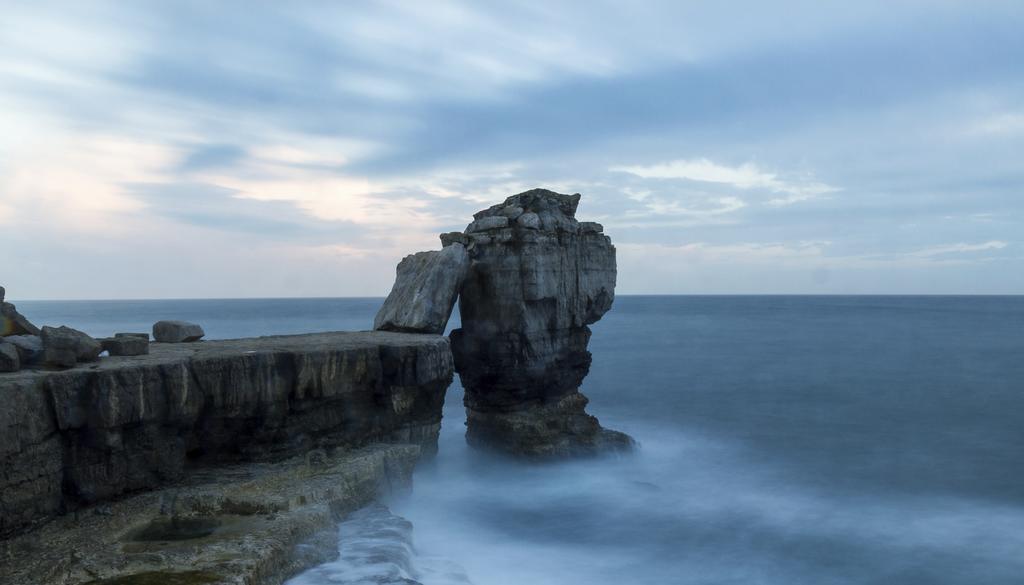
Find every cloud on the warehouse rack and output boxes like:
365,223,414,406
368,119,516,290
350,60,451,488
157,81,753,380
1,2,1023,297
611,158,838,206
906,241,1009,258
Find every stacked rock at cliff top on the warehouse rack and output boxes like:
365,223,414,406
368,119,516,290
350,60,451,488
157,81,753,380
41,325,102,367
153,320,205,342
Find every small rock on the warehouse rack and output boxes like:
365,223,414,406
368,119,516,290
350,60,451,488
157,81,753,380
41,326,102,365
440,232,470,247
101,336,149,356
517,212,541,230
115,332,150,341
466,216,509,233
153,320,205,343
1,301,41,337
579,221,604,233
0,342,19,372
5,334,42,363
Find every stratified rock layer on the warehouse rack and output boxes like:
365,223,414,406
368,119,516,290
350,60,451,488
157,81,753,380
0,331,453,538
451,188,633,457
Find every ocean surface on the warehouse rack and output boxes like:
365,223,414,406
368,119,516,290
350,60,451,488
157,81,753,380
18,296,1024,584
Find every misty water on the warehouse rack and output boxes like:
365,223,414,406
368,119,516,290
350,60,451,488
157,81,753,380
20,296,1024,584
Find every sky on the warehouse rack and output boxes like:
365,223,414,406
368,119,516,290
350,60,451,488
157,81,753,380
1,1,1022,299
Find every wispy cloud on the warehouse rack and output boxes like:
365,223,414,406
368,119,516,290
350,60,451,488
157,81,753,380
611,158,838,206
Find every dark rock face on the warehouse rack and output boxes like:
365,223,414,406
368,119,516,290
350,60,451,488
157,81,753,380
450,188,633,457
41,325,102,367
153,320,205,342
0,331,453,537
0,342,18,372
374,243,469,334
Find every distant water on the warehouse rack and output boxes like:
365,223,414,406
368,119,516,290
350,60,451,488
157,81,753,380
19,296,1024,584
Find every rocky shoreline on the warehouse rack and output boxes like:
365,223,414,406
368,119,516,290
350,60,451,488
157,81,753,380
1,188,633,584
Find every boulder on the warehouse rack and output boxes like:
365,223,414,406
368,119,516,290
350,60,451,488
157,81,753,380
0,342,19,372
115,332,150,341
374,243,469,334
41,326,102,366
101,336,149,356
1,301,41,337
152,320,205,343
5,335,42,364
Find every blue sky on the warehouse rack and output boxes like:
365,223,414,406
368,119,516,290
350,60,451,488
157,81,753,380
1,1,1022,298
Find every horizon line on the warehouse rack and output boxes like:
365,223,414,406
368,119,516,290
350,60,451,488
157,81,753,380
12,293,1024,303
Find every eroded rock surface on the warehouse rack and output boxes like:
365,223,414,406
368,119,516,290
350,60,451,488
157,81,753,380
374,243,469,334
0,444,420,585
0,331,453,538
450,188,633,457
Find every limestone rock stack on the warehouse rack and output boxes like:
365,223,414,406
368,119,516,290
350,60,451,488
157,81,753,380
450,189,633,457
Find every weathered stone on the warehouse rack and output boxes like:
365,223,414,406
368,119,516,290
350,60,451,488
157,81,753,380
450,188,632,458
115,332,150,340
0,285,4,302
101,336,150,356
466,215,509,233
152,320,205,343
580,221,604,233
517,211,541,229
440,231,470,247
1,302,40,337
4,335,41,364
41,325,102,365
374,244,469,334
0,342,19,372
500,205,524,219
0,330,453,537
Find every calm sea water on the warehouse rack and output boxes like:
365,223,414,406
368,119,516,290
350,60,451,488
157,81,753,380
18,296,1024,584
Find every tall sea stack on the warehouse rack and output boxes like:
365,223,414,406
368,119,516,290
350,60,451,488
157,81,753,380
374,187,633,457
448,189,633,457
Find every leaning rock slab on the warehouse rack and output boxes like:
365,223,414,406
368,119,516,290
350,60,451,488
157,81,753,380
153,320,205,342
374,243,469,334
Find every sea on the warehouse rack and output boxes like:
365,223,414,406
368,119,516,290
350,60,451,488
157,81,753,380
17,295,1024,585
